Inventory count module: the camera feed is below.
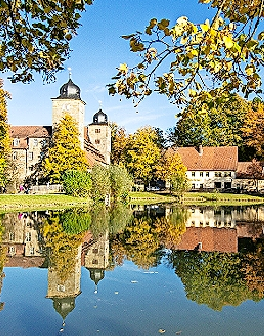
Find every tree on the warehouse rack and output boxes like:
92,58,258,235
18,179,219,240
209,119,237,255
110,123,129,166
44,114,88,183
109,164,133,199
90,165,111,202
0,79,10,191
108,1,264,108
126,126,161,182
62,170,92,197
168,93,250,148
155,150,188,195
242,100,264,159
246,159,263,192
0,0,93,83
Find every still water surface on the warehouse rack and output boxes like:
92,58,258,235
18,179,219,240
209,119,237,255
0,204,264,336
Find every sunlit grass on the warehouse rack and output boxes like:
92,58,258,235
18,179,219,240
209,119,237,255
0,194,90,211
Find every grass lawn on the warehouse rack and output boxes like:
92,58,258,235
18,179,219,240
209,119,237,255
128,191,178,205
0,194,90,212
129,191,264,205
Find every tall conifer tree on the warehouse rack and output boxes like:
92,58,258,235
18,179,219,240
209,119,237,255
44,114,88,182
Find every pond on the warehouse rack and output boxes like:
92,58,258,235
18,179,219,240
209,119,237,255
0,203,264,336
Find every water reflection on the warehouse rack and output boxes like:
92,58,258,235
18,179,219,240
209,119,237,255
0,203,264,326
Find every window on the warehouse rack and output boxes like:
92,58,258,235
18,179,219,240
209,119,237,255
95,139,100,144
13,151,18,160
192,184,196,189
92,248,98,254
13,138,20,146
25,232,31,242
200,172,203,177
8,246,16,254
192,172,195,177
92,259,98,264
28,152,33,160
29,247,35,255
9,232,15,241
206,172,209,177
33,139,38,146
57,285,65,292
95,129,101,133
200,184,203,189
215,172,221,177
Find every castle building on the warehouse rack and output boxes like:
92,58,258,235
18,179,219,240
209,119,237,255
9,78,111,183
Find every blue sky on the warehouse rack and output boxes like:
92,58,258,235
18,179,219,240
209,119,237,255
3,1,218,133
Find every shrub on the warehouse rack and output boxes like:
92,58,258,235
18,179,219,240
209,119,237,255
62,170,91,197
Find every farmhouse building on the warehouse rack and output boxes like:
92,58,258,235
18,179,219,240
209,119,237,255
170,145,238,190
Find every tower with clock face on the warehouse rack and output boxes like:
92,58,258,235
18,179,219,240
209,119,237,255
51,78,86,149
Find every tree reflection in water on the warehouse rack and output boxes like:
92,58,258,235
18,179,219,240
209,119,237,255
1,204,264,314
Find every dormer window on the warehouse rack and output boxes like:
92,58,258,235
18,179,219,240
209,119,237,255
13,138,20,146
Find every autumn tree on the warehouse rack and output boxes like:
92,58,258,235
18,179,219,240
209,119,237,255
242,100,264,159
109,1,264,110
168,93,250,153
44,114,88,183
0,80,10,191
126,126,161,183
109,164,133,199
246,159,263,192
110,123,129,166
41,213,85,282
155,150,188,195
0,0,93,83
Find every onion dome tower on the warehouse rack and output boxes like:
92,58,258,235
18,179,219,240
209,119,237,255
88,102,111,164
51,73,86,149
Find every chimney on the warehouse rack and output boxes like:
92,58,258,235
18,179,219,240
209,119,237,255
198,144,203,156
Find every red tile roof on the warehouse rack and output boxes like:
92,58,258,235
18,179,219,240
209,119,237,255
175,227,238,253
169,146,238,171
10,126,52,138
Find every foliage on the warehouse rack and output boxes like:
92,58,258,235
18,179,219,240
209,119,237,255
246,159,263,192
169,250,253,311
110,123,129,166
62,169,91,197
60,208,91,235
41,214,85,282
0,0,93,83
109,202,133,234
109,164,133,198
123,218,161,269
0,80,11,191
152,215,186,250
109,1,264,107
242,239,264,299
90,165,111,201
156,150,188,195
126,126,161,182
168,93,250,149
242,100,264,159
44,114,88,183
90,202,110,238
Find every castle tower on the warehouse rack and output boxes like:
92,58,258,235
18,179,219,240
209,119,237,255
51,77,86,149
88,105,111,164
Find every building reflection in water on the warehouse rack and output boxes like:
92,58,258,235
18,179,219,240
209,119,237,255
1,206,264,314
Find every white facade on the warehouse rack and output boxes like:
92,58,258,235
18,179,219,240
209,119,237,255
186,170,236,189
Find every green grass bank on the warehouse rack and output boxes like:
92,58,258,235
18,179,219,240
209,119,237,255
0,194,90,211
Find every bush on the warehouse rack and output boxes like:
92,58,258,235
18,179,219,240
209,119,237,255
62,170,91,197
90,165,111,201
109,164,133,199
